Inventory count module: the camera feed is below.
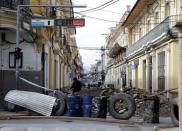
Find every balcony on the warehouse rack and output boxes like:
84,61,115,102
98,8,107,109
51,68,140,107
0,0,29,10
107,59,114,67
108,43,126,58
126,15,181,57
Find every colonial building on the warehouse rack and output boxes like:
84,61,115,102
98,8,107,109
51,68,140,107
123,0,181,96
0,0,81,108
105,6,131,89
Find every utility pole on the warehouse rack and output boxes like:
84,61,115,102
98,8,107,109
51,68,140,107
15,4,86,89
16,5,20,89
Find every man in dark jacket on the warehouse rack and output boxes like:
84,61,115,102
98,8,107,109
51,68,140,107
70,78,82,93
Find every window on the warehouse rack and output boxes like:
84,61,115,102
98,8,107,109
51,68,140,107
147,20,151,32
165,2,170,18
158,51,165,91
9,52,16,68
155,12,159,25
9,52,23,68
139,27,142,38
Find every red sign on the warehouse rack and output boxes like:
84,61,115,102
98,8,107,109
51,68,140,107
72,19,85,26
55,18,85,27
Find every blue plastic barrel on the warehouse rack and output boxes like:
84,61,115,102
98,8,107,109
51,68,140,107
81,96,93,117
67,96,82,117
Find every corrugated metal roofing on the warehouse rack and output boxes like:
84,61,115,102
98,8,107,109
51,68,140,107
4,90,56,116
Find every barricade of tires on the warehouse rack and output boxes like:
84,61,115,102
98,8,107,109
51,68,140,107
50,91,136,119
4,90,136,119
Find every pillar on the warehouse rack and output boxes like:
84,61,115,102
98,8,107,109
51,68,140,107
178,29,182,131
151,51,156,93
166,44,171,98
146,53,152,94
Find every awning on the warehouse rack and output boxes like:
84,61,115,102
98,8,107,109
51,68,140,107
108,43,126,58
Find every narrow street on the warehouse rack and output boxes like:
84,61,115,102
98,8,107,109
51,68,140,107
0,0,182,130
0,116,176,131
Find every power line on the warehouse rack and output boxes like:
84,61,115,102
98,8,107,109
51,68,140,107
77,0,115,13
58,8,177,25
72,0,122,14
86,0,119,13
75,12,119,23
75,0,119,14
62,44,109,50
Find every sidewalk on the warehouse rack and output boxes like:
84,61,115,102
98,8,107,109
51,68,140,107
0,111,28,117
0,110,178,131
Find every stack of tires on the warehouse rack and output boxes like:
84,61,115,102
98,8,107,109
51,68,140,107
108,93,136,120
49,91,136,120
49,90,67,116
143,96,160,123
170,98,179,126
91,96,107,118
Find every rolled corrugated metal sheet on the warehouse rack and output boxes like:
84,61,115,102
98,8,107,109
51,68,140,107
4,90,56,116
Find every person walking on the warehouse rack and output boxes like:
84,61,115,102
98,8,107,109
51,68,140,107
70,78,82,93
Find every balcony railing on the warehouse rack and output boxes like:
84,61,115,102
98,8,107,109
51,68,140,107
126,15,182,57
0,0,29,10
107,59,114,67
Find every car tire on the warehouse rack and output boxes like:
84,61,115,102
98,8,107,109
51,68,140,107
49,91,67,116
170,98,179,126
109,93,136,120
4,101,17,112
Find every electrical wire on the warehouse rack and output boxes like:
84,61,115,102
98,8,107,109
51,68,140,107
75,12,179,25
72,0,122,14
77,0,115,13
75,12,119,23
75,0,119,14
65,44,109,50
57,8,178,25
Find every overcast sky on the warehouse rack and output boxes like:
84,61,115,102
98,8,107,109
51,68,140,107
73,0,137,70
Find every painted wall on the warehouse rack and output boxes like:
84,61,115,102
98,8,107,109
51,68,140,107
0,31,41,71
128,40,179,93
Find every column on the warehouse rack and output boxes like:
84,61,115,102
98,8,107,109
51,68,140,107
166,44,171,98
151,51,156,93
126,64,130,87
177,29,182,130
61,63,64,88
146,53,152,94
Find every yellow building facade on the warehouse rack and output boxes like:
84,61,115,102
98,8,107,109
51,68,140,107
0,0,80,97
105,0,182,98
124,0,181,96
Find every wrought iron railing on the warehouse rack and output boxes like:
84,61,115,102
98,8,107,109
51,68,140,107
126,15,182,57
0,0,29,10
107,59,114,67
